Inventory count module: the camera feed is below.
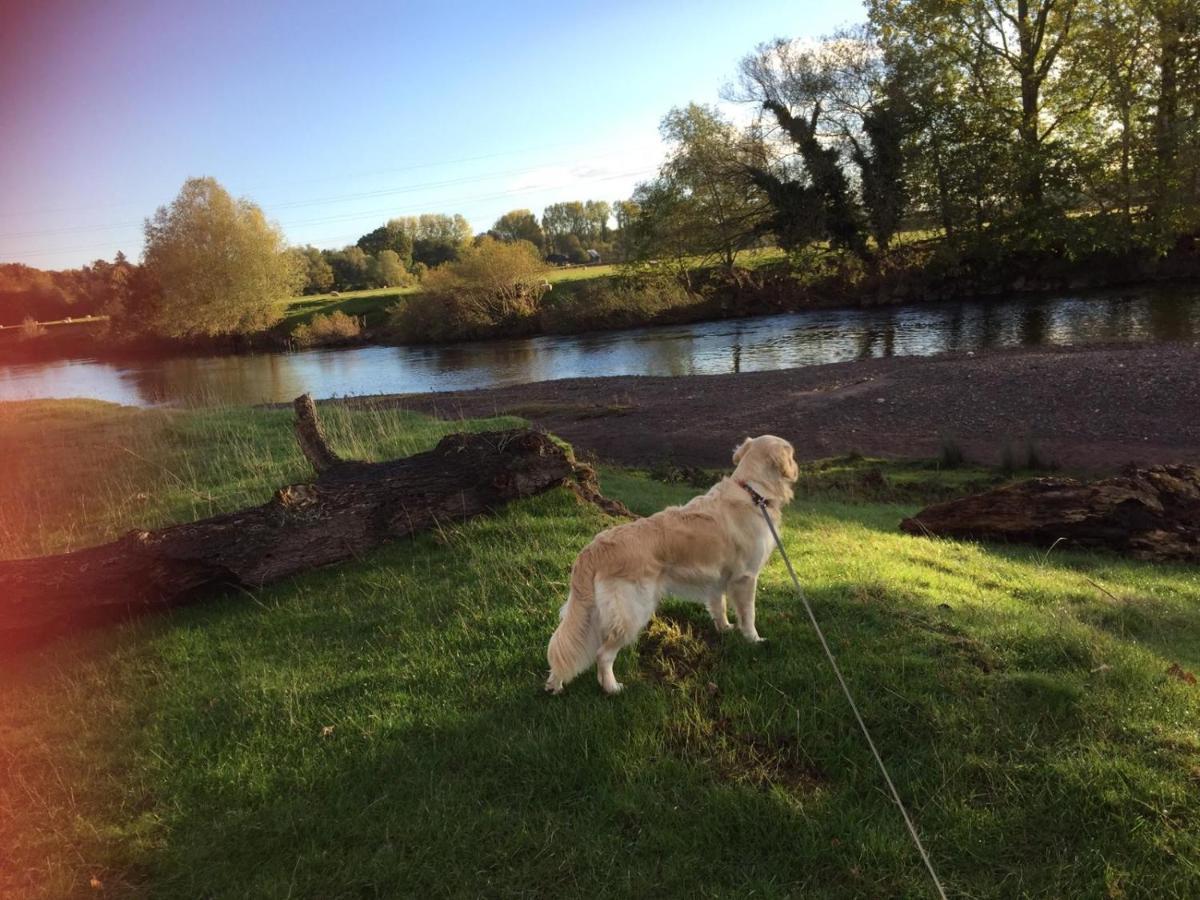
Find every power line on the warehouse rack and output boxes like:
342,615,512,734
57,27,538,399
0,149,651,241
1,166,658,262
0,137,608,221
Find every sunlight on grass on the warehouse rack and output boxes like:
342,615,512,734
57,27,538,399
1,402,1197,898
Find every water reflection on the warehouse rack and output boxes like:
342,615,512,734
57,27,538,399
1,285,1196,407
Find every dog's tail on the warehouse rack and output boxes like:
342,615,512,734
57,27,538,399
545,547,601,693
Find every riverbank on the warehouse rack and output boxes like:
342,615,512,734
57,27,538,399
359,341,1200,473
4,236,1199,366
3,400,1198,897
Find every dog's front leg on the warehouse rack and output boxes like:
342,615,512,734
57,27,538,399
730,574,764,642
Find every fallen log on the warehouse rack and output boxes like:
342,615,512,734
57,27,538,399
900,465,1200,562
1,395,629,652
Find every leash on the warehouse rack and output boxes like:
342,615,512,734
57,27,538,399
742,482,949,900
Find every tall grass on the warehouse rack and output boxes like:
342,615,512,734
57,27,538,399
0,400,521,559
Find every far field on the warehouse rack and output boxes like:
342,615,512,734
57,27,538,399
1,400,1197,898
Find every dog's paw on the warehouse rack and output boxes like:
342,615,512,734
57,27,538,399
544,677,564,695
602,681,624,696
713,620,734,633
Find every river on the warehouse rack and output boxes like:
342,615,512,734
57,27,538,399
1,285,1197,407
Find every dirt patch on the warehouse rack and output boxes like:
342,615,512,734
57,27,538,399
636,611,718,684
663,715,828,795
365,342,1200,473
636,611,827,794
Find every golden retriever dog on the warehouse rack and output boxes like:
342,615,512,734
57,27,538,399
546,435,798,695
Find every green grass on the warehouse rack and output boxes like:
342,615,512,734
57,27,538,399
2,402,1199,898
280,287,420,332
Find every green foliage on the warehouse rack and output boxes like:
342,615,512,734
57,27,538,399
289,310,363,347
629,104,767,274
369,249,412,288
542,200,612,254
0,255,149,327
389,237,548,340
490,208,544,248
356,219,414,264
323,245,372,291
142,177,302,338
290,245,335,295
538,272,696,333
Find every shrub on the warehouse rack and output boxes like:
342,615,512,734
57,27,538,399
389,238,547,341
538,273,696,333
291,311,362,347
18,316,47,340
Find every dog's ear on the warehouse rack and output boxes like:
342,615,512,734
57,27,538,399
770,441,799,481
732,437,752,465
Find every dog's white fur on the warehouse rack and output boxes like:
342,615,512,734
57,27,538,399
546,435,798,695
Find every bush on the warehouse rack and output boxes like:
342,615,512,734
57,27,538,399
537,273,696,333
389,238,547,341
18,315,47,340
290,311,362,347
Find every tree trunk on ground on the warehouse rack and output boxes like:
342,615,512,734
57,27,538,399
0,395,630,652
900,465,1200,561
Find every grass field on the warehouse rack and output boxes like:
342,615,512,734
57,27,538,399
1,401,1198,898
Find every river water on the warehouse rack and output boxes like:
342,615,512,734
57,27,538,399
1,285,1196,407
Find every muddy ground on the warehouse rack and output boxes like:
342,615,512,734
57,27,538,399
357,342,1200,473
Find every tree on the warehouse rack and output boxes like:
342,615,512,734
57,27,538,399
736,38,874,261
291,245,335,294
370,249,410,287
382,213,471,267
632,104,768,272
584,200,613,240
491,209,544,248
356,219,414,264
142,177,302,338
324,246,372,290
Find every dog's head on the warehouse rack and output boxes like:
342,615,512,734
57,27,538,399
732,435,798,501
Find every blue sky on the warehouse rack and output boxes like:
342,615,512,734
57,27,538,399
0,0,865,270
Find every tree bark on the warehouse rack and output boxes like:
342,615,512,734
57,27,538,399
900,465,1200,561
0,396,628,652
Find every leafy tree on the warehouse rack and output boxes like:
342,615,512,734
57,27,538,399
142,177,302,337
541,201,613,252
324,246,372,290
491,209,544,248
291,245,335,295
370,249,410,287
560,233,589,264
584,200,612,240
356,219,414,264
402,213,472,267
736,38,873,261
631,104,768,272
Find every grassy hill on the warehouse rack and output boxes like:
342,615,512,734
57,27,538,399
1,401,1197,898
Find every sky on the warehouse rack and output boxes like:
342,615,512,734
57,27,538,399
0,0,865,270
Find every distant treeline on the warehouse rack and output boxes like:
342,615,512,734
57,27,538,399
2,199,632,325
0,255,150,326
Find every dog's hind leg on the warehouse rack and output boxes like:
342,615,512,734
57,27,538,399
730,573,764,642
707,592,733,632
595,580,655,695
